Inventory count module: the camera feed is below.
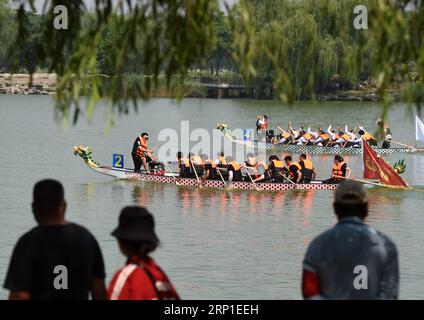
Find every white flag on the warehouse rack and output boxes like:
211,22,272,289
416,115,424,142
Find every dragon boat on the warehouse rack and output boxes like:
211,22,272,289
216,123,424,155
73,146,339,191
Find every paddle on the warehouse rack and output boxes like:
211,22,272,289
163,162,181,186
333,175,410,189
243,166,261,191
277,125,293,145
279,172,295,184
216,167,227,188
190,160,203,188
389,140,423,151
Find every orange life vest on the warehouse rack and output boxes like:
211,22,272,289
282,131,291,139
301,159,314,170
228,161,240,171
259,121,268,130
271,159,284,168
303,133,313,141
191,156,203,166
205,160,217,169
178,158,190,168
362,132,376,142
136,136,148,157
218,156,227,165
320,133,330,140
341,133,350,141
271,159,285,173
332,162,346,179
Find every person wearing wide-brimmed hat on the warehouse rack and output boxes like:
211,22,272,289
107,206,180,300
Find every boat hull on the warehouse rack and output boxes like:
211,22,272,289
88,165,338,191
229,139,418,155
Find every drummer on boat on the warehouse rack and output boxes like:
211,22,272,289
376,119,392,149
131,132,157,173
256,115,268,133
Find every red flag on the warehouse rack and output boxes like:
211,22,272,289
362,139,380,179
362,139,409,188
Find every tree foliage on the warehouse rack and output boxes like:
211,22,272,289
0,0,422,124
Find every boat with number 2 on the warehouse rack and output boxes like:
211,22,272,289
73,146,339,191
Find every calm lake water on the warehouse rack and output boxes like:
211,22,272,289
0,95,423,299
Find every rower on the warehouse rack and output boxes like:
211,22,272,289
284,155,303,183
358,126,378,146
201,154,218,180
326,126,339,146
189,153,204,177
289,122,301,142
314,129,330,146
268,155,287,182
297,131,314,145
245,153,258,168
216,151,227,168
131,132,156,173
226,156,243,182
339,130,352,146
251,158,269,182
346,126,361,146
176,151,191,178
299,154,316,183
323,155,352,184
277,129,292,144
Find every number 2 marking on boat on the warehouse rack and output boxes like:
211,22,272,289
113,154,124,168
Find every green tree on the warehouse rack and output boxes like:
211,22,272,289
0,0,16,71
5,0,424,123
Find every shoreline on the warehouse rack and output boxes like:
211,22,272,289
0,73,397,102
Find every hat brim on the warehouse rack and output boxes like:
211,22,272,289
111,227,159,244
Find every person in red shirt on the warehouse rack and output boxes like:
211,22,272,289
108,206,180,300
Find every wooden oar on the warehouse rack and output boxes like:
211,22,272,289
390,140,423,151
243,166,261,191
333,175,410,189
333,175,383,187
190,160,203,188
279,172,295,184
216,167,227,188
163,162,181,186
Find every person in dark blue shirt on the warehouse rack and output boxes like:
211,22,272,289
302,181,399,300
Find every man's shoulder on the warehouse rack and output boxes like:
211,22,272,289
309,220,397,251
373,228,398,253
65,222,98,240
15,226,43,246
17,223,96,244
